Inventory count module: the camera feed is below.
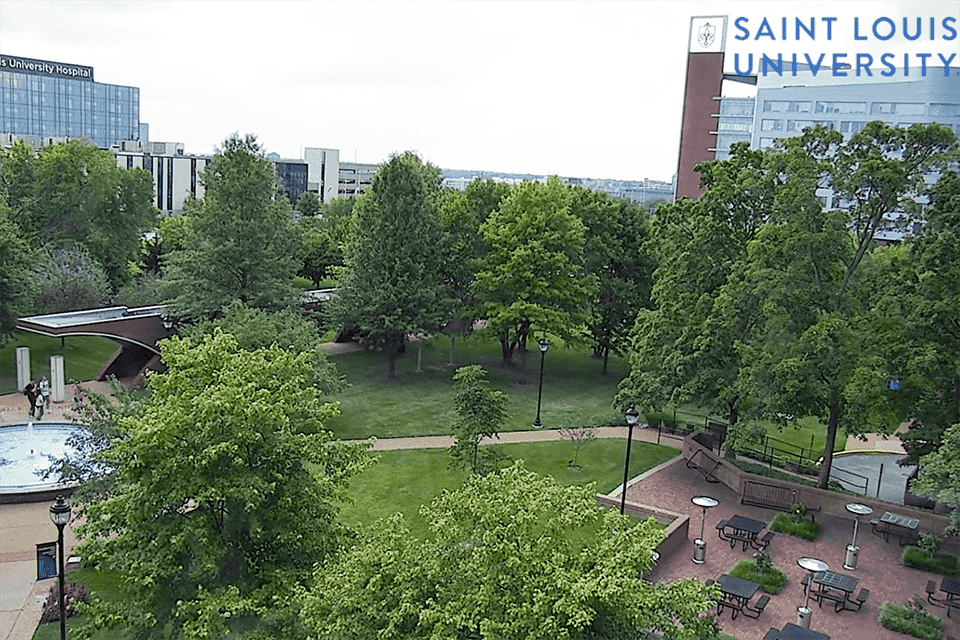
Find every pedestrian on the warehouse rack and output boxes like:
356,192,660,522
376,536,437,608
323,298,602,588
39,375,50,409
34,391,45,420
24,382,37,418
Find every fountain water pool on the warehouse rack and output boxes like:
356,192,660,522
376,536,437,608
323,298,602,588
0,422,80,490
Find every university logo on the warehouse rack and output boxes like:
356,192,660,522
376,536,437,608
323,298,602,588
698,22,716,48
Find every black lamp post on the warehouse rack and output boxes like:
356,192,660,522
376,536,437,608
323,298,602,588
619,405,640,515
532,338,549,428
49,495,71,640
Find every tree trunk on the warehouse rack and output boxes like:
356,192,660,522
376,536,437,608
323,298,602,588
601,347,609,374
519,339,528,385
500,331,514,367
817,403,841,489
387,348,398,378
416,341,423,373
449,335,456,366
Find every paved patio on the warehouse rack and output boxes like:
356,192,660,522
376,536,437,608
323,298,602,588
632,456,960,640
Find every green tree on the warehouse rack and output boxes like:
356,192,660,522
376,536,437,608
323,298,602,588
75,331,369,639
180,301,344,394
896,169,960,463
448,365,507,475
617,142,775,424
0,202,35,345
474,178,597,371
727,123,957,488
300,462,718,640
0,138,38,217
573,189,654,374
164,134,301,321
435,180,512,363
912,422,960,534
32,245,111,314
295,215,340,287
332,152,455,377
30,139,155,290
294,190,321,217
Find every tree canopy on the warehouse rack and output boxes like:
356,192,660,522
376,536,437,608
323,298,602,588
332,151,456,377
75,331,369,639
474,177,597,370
0,202,35,345
164,133,302,321
300,462,718,640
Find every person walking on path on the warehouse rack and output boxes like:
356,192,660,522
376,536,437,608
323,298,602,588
33,382,45,420
38,376,50,409
23,382,37,418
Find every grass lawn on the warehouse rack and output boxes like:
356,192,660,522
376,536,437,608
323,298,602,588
1,332,119,395
33,439,679,639
325,333,631,440
337,439,680,540
32,568,124,640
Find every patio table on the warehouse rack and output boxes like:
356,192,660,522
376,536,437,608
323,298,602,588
774,622,831,640
812,570,860,612
720,514,766,551
716,574,760,620
873,511,920,546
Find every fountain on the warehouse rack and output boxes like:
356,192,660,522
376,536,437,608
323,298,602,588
0,422,81,503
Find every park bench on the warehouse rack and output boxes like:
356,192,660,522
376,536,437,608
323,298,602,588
685,448,722,483
740,480,820,522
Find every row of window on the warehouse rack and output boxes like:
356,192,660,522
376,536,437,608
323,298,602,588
763,100,958,117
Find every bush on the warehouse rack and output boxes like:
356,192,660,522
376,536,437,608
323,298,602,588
727,553,788,595
901,545,959,575
39,581,88,623
769,512,822,541
878,598,942,640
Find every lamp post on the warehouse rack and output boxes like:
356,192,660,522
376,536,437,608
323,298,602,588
532,338,549,428
691,496,719,564
619,405,640,515
49,495,72,640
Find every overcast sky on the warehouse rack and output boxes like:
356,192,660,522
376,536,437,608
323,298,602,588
0,1,955,181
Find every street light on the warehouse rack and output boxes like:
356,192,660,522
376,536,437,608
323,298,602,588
49,495,72,640
532,338,549,428
619,405,640,514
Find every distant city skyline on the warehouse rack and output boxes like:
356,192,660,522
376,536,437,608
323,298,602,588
0,1,954,182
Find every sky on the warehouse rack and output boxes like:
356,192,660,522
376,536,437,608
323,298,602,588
0,1,956,182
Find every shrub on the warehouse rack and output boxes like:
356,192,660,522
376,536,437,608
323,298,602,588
901,545,959,576
727,554,787,595
39,581,88,623
769,512,822,541
878,598,942,640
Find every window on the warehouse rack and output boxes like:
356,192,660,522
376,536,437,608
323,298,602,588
720,100,755,116
816,102,867,114
764,100,812,113
759,138,775,148
840,121,865,134
871,102,925,116
929,103,960,117
787,120,817,131
761,119,783,131
718,120,752,132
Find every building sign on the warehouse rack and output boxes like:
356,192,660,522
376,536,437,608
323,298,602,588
0,54,94,81
689,16,727,54
36,542,57,580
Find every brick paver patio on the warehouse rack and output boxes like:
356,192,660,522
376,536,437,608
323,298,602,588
632,456,960,640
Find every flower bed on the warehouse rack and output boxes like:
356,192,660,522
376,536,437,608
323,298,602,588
769,511,821,542
727,553,787,595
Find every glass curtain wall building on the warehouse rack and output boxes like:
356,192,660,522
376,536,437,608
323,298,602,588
1,54,140,149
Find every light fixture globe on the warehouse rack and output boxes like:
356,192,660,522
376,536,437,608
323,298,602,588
49,495,71,527
538,338,549,353
625,405,640,426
